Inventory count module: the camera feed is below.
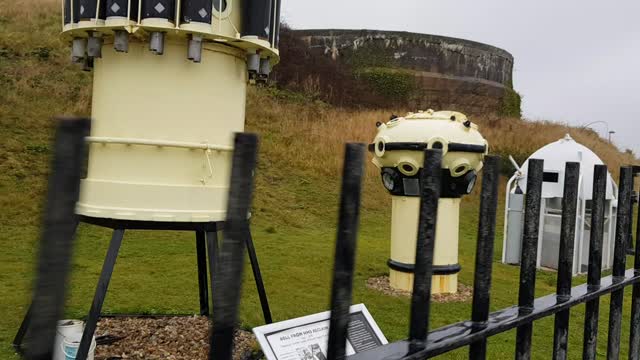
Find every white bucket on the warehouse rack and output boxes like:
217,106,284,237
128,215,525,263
54,320,83,360
54,320,96,360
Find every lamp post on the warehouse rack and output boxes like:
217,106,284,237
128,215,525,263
582,120,614,143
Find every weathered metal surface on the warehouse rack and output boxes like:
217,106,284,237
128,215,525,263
469,156,501,360
607,167,634,360
552,162,580,360
210,133,260,360
407,149,442,352
326,143,366,360
516,158,544,360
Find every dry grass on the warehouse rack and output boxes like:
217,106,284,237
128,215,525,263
247,88,637,182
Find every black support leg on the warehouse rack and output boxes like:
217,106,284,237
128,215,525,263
206,228,219,316
12,302,33,355
75,228,125,360
196,231,210,316
246,230,273,324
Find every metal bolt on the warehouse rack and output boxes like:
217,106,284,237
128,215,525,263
114,30,129,53
149,32,165,55
187,35,203,63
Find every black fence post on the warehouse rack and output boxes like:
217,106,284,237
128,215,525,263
209,133,259,360
515,159,544,360
469,156,501,360
24,117,90,360
582,164,609,360
630,171,640,360
607,167,634,360
326,143,366,360
552,162,580,360
408,149,443,354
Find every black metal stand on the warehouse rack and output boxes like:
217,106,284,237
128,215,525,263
13,216,272,359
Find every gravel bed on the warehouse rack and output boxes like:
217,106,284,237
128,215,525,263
94,316,260,360
366,276,473,302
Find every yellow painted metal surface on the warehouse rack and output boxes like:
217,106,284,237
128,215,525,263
77,40,247,221
372,110,487,175
389,198,460,294
372,110,486,294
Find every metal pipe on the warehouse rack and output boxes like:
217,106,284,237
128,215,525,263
326,143,366,360
552,162,580,360
408,149,442,353
469,155,500,360
502,174,517,263
86,136,233,151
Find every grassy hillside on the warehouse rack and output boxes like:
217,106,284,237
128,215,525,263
1,1,638,359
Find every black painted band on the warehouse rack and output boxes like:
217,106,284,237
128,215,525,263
387,259,461,275
367,142,486,154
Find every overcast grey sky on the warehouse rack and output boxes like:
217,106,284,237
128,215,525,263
282,0,640,156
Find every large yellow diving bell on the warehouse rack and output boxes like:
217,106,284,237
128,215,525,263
371,110,488,294
61,0,281,222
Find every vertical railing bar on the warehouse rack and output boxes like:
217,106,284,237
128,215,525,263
408,149,443,353
24,117,90,359
326,143,366,360
468,155,501,360
606,167,634,360
209,133,259,360
515,158,544,360
629,173,640,360
551,162,580,360
581,164,608,360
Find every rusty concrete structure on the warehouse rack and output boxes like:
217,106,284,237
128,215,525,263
292,29,517,115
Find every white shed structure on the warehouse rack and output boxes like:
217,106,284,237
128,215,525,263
502,134,618,276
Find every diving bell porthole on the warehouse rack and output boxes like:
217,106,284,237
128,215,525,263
427,137,448,155
213,0,230,18
381,168,399,191
464,171,477,194
398,162,419,176
374,139,386,157
452,164,469,176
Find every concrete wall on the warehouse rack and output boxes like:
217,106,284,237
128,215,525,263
291,29,518,115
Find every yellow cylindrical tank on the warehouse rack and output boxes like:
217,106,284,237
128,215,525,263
371,110,487,294
78,41,246,221
60,0,281,222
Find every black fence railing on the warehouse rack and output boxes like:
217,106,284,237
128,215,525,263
17,119,640,360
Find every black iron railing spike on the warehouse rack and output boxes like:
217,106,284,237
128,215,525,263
606,166,634,360
582,164,608,360
552,162,580,360
469,155,501,360
210,133,260,360
515,158,544,360
408,149,443,353
23,117,90,360
326,143,366,360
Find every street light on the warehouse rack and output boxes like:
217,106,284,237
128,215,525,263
582,120,614,143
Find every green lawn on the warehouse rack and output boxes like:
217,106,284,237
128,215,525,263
1,166,637,360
